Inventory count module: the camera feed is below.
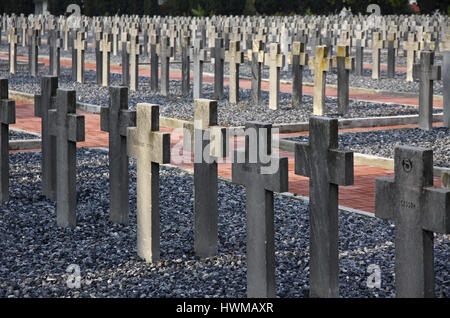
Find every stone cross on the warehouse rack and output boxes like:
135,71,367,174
181,35,191,97
70,29,77,81
224,40,243,104
127,103,171,263
375,146,450,297
100,86,136,224
94,30,103,86
0,79,16,202
308,46,332,115
48,29,62,76
403,32,420,82
34,76,58,201
440,36,450,128
232,122,288,298
48,89,85,227
99,33,112,87
7,27,18,74
264,43,285,110
120,31,130,86
191,39,207,100
157,36,173,97
247,39,265,105
111,24,120,56
332,45,354,115
74,31,87,84
127,28,141,92
149,33,159,93
371,32,385,80
184,99,227,258
288,41,308,108
211,37,225,100
384,32,399,78
352,30,366,76
28,29,39,77
295,116,354,297
442,171,450,188
413,51,441,131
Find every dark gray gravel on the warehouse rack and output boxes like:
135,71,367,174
1,67,438,127
285,126,450,168
0,148,448,298
9,130,40,140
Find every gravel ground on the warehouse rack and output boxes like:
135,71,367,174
1,67,438,127
285,126,450,168
0,148,448,298
9,130,40,140
0,38,444,95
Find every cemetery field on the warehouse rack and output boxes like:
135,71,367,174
0,148,448,298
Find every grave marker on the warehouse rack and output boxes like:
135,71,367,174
308,46,332,115
191,39,207,99
332,45,354,115
248,39,265,105
211,37,225,100
288,42,308,108
225,40,244,104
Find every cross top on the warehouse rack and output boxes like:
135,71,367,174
440,34,450,51
264,43,285,68
247,39,264,62
332,45,354,70
288,41,308,66
403,32,419,51
157,36,173,57
74,32,87,51
413,51,441,81
100,33,112,52
371,32,385,49
308,45,331,72
225,40,243,65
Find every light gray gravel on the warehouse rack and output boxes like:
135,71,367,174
285,126,450,168
0,148,448,298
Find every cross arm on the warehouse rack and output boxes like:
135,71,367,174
374,176,396,221
149,131,171,164
34,94,43,118
294,142,311,178
430,65,441,81
48,109,57,135
261,155,289,193
231,149,248,186
328,149,354,186
99,106,110,133
127,127,138,159
119,109,136,137
209,126,228,158
422,187,450,234
67,113,85,142
0,99,15,124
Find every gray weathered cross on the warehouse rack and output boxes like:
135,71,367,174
308,46,332,115
384,32,399,78
413,51,441,131
157,36,173,97
48,29,62,76
180,35,191,97
232,122,288,298
127,28,141,92
120,31,130,87
294,116,354,297
99,33,112,87
402,32,420,82
224,40,243,104
247,39,265,105
440,35,450,128
0,79,16,202
94,30,103,86
264,43,285,110
375,146,450,297
101,86,136,224
149,33,159,93
371,32,385,80
211,37,225,100
332,45,354,115
127,103,171,263
27,28,39,77
183,99,227,258
191,39,207,100
34,76,58,200
74,31,87,83
48,89,85,227
288,41,308,107
351,30,366,76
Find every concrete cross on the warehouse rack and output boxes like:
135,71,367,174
332,45,354,115
403,32,420,82
191,39,207,100
48,29,62,76
127,103,171,263
0,79,15,202
375,146,450,297
439,35,450,128
351,30,366,76
74,31,87,84
27,29,39,77
308,45,332,115
224,40,243,104
100,86,136,224
264,43,285,110
127,28,141,92
413,51,441,131
149,33,159,93
111,24,120,56
34,76,58,201
120,31,130,87
288,41,308,108
232,122,288,298
211,37,225,100
384,32,399,78
181,35,191,97
295,116,354,297
183,99,227,258
157,36,173,97
7,27,18,74
99,33,112,87
371,32,385,80
247,39,265,105
94,30,103,86
48,89,85,227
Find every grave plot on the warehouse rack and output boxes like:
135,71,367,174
0,148,448,298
